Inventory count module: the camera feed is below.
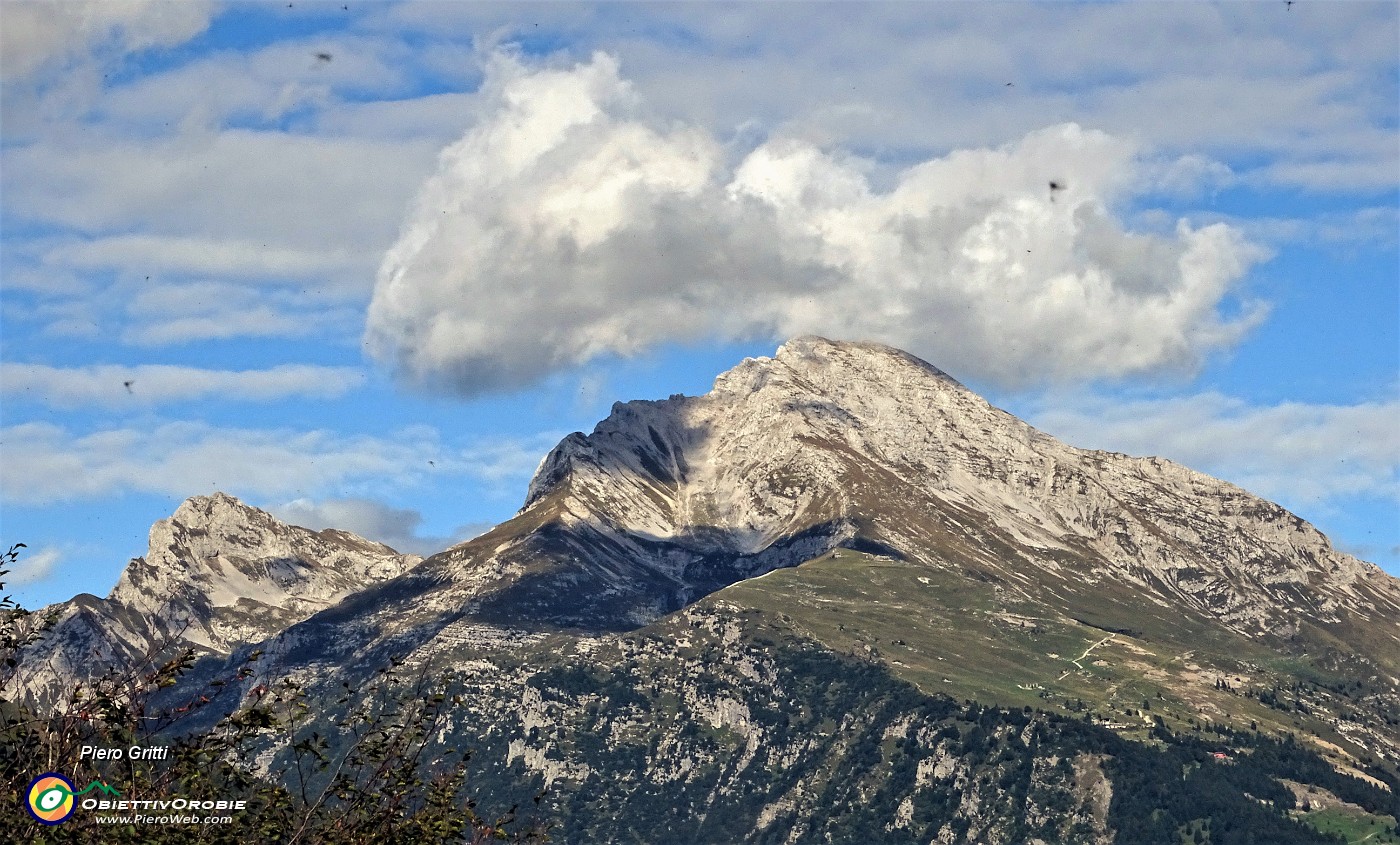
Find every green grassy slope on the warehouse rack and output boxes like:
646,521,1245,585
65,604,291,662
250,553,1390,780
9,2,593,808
718,548,1398,784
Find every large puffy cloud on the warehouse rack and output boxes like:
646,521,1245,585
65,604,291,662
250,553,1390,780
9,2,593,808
365,53,1268,395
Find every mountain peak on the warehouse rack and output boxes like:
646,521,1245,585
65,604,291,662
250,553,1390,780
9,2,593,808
19,339,1400,794
165,491,285,540
775,334,939,372
11,493,424,706
707,335,967,400
523,336,1029,538
511,336,1399,636
171,490,249,519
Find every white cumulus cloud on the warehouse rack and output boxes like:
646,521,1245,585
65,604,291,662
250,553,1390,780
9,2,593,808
365,52,1269,395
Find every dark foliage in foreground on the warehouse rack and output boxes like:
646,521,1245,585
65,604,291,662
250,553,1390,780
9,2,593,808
5,540,1396,843
0,544,549,844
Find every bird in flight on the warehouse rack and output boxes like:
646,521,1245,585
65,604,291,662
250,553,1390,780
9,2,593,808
123,380,134,393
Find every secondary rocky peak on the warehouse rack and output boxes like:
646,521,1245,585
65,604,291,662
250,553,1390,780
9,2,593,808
12,494,422,707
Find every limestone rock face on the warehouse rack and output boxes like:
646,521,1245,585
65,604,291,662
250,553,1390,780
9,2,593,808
12,337,1400,842
514,335,1399,638
9,493,417,706
112,493,419,650
17,338,1399,698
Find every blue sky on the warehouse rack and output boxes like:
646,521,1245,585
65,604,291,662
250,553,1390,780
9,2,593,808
1,1,1396,608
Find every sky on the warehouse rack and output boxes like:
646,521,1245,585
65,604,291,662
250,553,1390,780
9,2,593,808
0,1,1396,609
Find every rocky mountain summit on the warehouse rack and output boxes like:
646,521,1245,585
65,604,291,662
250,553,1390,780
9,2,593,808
7,492,417,707
514,335,1398,637
12,337,1400,843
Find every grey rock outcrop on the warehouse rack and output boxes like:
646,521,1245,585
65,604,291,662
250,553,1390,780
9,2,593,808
7,493,417,707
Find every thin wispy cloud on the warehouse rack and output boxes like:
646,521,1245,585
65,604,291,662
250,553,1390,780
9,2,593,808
1,363,365,409
271,497,489,557
1027,392,1400,510
3,132,437,266
5,546,62,587
379,4,1397,193
50,235,371,282
0,0,214,79
0,421,560,507
123,306,343,347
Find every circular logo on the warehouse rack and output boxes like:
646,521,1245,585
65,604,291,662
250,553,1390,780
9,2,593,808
25,773,76,825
